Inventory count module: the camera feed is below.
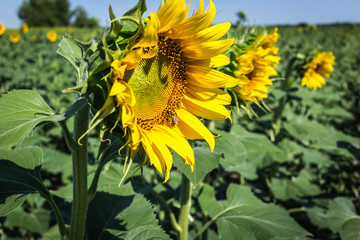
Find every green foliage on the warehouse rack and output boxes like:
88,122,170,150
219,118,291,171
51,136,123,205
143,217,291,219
199,184,309,240
0,7,360,239
18,0,99,27
0,147,49,216
18,0,72,26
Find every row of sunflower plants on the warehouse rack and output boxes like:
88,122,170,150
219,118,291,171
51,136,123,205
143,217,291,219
0,0,359,239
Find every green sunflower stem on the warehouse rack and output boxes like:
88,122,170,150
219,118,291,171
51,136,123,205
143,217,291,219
178,174,193,240
272,55,299,140
69,103,90,240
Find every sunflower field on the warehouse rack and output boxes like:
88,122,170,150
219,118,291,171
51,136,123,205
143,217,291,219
0,1,359,240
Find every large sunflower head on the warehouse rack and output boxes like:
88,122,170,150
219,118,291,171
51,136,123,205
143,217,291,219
301,52,335,90
87,0,237,182
226,28,280,116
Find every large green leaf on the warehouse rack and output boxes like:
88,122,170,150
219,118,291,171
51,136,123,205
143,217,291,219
173,146,221,187
325,197,357,233
199,184,309,240
86,163,158,240
0,90,63,147
0,147,49,216
339,217,360,240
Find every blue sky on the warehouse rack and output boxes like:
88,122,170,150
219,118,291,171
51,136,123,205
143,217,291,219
1,0,359,28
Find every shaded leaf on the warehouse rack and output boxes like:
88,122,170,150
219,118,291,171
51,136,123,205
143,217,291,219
0,147,50,216
86,163,158,240
5,207,51,234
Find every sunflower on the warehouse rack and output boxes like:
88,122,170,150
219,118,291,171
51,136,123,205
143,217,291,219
0,22,5,36
9,33,20,43
89,0,237,182
301,52,335,89
21,23,29,34
232,28,280,113
47,30,57,42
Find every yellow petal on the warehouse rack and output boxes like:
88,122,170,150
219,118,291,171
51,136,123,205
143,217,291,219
152,125,195,167
132,12,159,50
186,66,238,88
182,38,234,60
181,22,231,46
187,85,231,105
188,54,230,68
176,108,215,151
169,0,216,39
182,94,231,120
157,0,187,33
110,79,127,96
141,132,166,174
123,48,143,70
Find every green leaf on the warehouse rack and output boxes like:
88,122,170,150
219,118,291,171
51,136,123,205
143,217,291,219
215,125,286,180
41,146,72,184
0,147,50,216
5,206,51,234
339,217,360,240
125,225,171,240
326,197,357,233
123,0,147,18
199,184,309,240
57,36,89,94
57,36,83,71
0,90,63,147
86,164,158,239
284,116,360,159
307,206,329,229
270,169,321,201
174,146,221,187
62,98,88,120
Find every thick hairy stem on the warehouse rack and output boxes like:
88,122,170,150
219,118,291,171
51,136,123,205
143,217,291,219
178,174,193,240
69,103,90,240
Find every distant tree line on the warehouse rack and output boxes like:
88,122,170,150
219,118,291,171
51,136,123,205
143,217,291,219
18,0,99,27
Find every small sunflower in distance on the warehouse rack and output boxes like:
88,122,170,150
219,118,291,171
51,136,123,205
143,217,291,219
0,22,5,35
301,52,335,90
9,33,20,43
231,28,280,116
47,30,57,42
21,23,29,34
86,0,237,182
